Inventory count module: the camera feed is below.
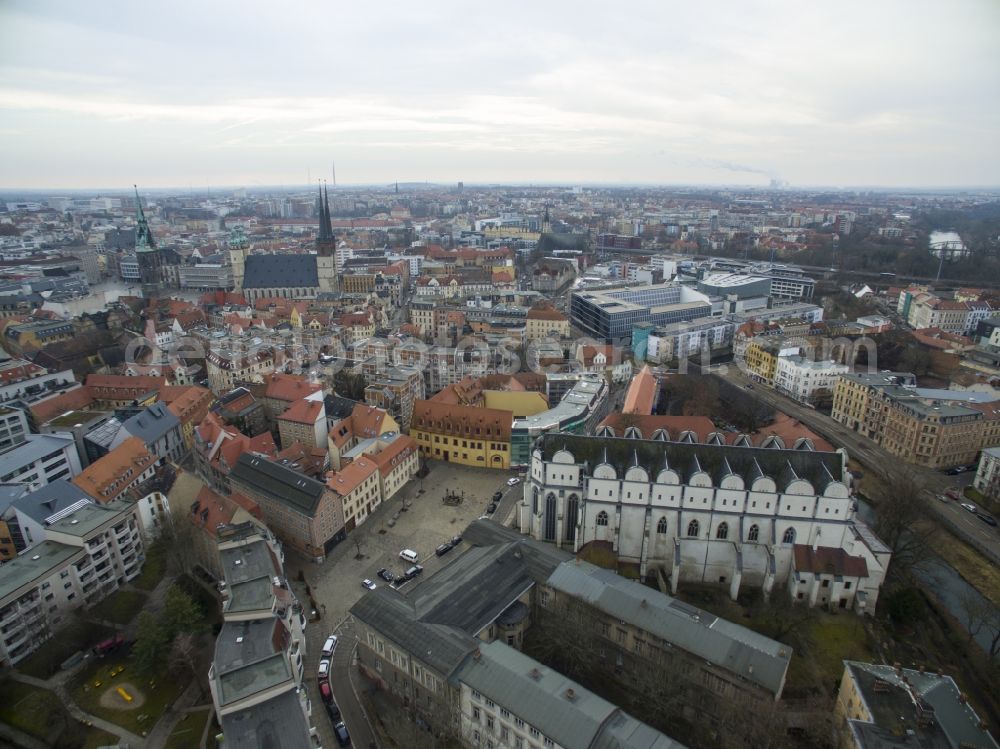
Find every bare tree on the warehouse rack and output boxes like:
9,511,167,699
872,477,937,582
958,590,1000,658
169,632,205,698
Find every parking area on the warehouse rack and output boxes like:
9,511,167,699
288,461,522,747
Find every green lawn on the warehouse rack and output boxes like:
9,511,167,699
132,546,167,591
0,678,65,743
88,589,149,626
71,658,184,737
15,620,114,679
164,707,211,749
805,615,873,691
82,726,122,749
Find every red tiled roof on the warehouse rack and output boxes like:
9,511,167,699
73,437,156,502
278,398,323,425
793,545,868,578
411,400,512,440
265,373,322,403
327,456,378,497
622,365,657,416
31,386,95,424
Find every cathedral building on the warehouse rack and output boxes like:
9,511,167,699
134,186,164,298
232,183,339,302
519,433,890,613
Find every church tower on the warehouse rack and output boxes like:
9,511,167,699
134,185,163,298
542,205,552,234
315,182,338,293
228,226,250,291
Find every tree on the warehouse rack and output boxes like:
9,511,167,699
133,610,170,677
162,584,207,639
958,590,1000,657
751,589,818,645
872,477,936,583
169,632,205,698
886,587,927,625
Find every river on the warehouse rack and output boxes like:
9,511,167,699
857,498,997,652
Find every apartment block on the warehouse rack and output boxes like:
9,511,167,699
0,498,143,667
209,522,318,747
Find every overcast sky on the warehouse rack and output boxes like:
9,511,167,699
1,0,998,189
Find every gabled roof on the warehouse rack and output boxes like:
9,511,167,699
242,254,319,289
230,453,327,517
277,398,323,425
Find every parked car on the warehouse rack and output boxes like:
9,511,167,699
946,467,964,476
322,635,338,657
507,477,521,486
945,488,961,500
961,503,978,513
451,534,463,546
326,701,342,724
486,502,497,514
318,659,330,680
435,541,454,556
492,491,503,502
937,494,950,503
377,567,394,583
319,681,334,705
405,564,424,579
361,578,376,590
334,721,351,746
976,512,998,527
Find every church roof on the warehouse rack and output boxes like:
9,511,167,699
242,254,319,289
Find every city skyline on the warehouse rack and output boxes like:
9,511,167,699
1,0,998,189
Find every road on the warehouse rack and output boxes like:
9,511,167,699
711,366,1000,559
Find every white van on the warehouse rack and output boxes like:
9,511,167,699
399,549,419,564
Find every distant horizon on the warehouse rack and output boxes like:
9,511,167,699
3,181,1000,197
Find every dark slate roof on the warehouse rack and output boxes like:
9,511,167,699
12,480,93,523
242,254,319,289
536,434,844,492
218,686,313,749
123,402,179,443
325,394,360,421
230,453,326,517
350,519,571,675
350,587,479,677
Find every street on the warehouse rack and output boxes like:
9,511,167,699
713,366,1000,560
287,461,521,747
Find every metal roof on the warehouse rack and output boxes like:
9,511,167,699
546,561,791,696
218,688,313,749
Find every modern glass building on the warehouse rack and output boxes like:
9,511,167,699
569,283,711,342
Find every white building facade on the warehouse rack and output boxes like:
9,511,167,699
773,356,849,404
519,434,890,613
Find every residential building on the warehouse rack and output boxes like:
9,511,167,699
262,373,324,422
832,373,1000,470
209,522,318,748
973,446,1000,499
161,385,214,450
519,433,890,613
773,356,849,404
0,433,81,489
206,347,276,392
645,317,736,364
835,661,999,749
326,403,400,471
84,374,166,409
3,319,75,354
193,412,277,493
112,402,185,463
185,484,262,580
0,406,29,452
229,453,346,561
525,306,570,341
277,398,326,450
0,358,77,405
212,386,267,437
364,366,424,432
0,498,143,667
326,455,380,531
72,436,158,504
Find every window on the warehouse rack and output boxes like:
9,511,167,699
748,524,759,542
596,511,609,526
716,522,728,540
472,690,482,701
656,517,667,534
501,727,510,741
473,707,481,721
845,581,852,590
486,699,495,709
782,528,796,544
487,716,495,731
686,519,699,537
501,709,510,719
530,727,540,739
